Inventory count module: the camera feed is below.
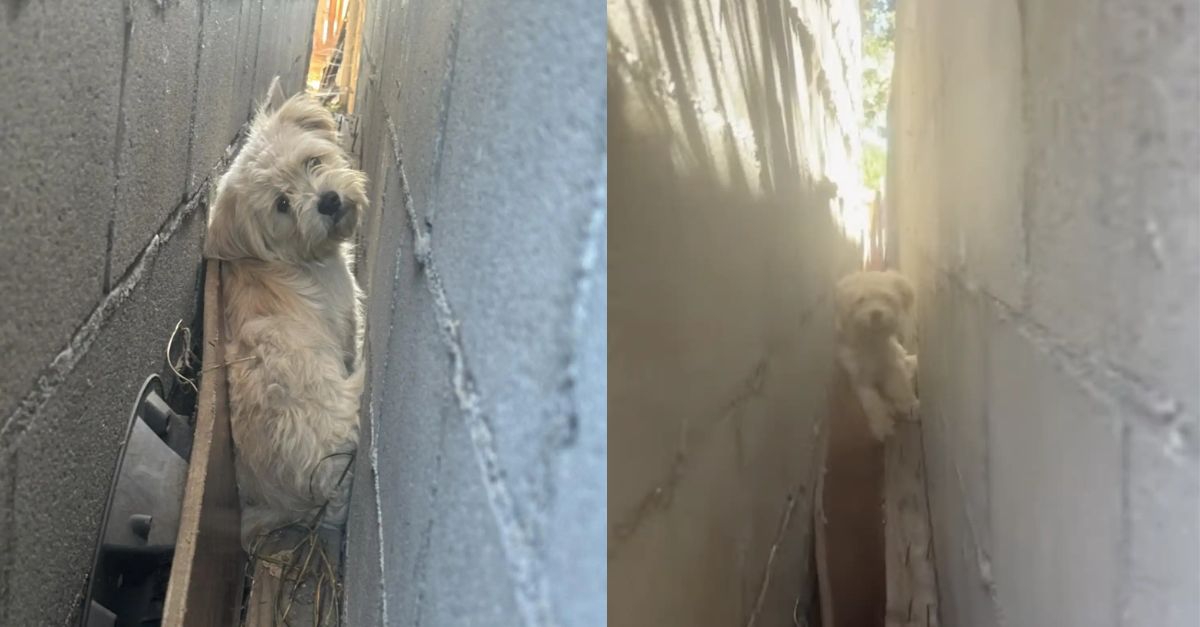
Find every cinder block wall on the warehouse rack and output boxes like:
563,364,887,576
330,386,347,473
0,0,316,622
889,1,1199,626
343,1,607,625
608,1,863,624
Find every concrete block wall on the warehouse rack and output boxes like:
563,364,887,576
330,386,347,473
343,1,607,625
0,0,317,622
889,0,1199,625
608,0,863,624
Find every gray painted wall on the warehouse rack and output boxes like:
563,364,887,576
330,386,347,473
608,1,863,624
342,1,606,625
889,1,1199,625
0,0,316,622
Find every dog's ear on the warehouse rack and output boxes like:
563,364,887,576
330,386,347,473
833,274,857,331
249,76,290,132
262,75,288,114
889,271,915,312
274,94,338,137
204,183,246,261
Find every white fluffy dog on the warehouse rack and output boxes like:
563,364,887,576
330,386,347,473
205,79,367,549
834,270,919,440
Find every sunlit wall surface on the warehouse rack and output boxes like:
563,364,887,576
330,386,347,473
609,0,865,624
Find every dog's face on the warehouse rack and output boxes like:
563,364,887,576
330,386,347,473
205,89,367,262
835,270,914,338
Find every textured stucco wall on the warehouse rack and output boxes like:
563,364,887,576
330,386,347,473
889,1,1199,625
342,1,607,625
608,0,863,624
0,0,316,622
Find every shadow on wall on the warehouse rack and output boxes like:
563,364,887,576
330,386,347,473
611,0,855,197
609,0,863,624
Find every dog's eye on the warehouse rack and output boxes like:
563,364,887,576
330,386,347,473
275,195,290,213
305,157,321,170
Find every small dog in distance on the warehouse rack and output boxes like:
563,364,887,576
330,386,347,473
205,78,367,549
834,270,919,440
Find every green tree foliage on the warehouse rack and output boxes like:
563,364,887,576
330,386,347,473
860,0,894,191
863,143,887,192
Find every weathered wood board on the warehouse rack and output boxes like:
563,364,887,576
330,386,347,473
884,419,939,627
161,260,246,627
815,368,940,627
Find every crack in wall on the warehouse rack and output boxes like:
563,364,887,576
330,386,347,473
609,357,769,555
533,151,608,543
912,422,947,627
384,115,555,627
924,260,1192,626
407,341,455,627
609,288,831,557
411,517,435,627
0,131,245,451
350,138,410,627
181,0,208,196
0,125,247,625
743,491,800,627
557,164,607,450
245,0,266,122
925,391,1006,626
365,393,389,625
104,0,135,294
932,257,1195,458
427,0,465,218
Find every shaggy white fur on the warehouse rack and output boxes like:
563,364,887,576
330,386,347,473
205,79,367,549
834,270,919,441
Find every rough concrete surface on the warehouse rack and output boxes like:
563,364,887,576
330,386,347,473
0,0,125,422
890,0,1200,625
343,1,607,626
6,199,206,627
110,0,201,279
250,0,317,99
189,0,251,190
0,1,318,622
608,0,863,625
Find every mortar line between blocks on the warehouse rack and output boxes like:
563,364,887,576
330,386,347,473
744,490,799,627
105,0,135,293
930,259,1194,457
384,114,555,627
182,0,208,195
0,128,248,449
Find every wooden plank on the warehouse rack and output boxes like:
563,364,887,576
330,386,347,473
243,559,282,627
884,419,940,627
162,259,246,627
336,0,366,112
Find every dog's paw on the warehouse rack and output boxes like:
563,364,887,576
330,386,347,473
867,411,895,441
894,395,918,415
858,390,895,440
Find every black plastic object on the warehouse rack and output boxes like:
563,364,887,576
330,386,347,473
80,375,192,627
140,384,193,460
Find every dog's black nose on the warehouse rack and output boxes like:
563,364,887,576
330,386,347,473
317,191,342,216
